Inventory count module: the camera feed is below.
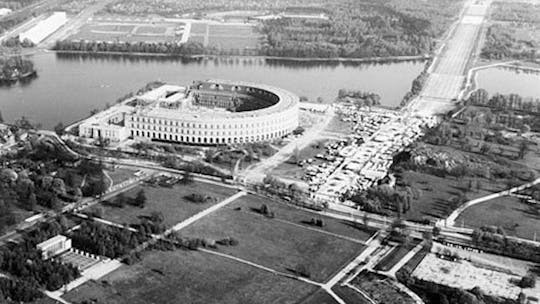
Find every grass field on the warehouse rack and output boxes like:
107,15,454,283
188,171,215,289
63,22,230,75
397,170,501,222
188,22,262,50
181,194,370,282
63,249,319,304
91,182,238,228
105,167,136,185
455,196,540,241
232,194,375,242
301,288,340,304
69,18,185,43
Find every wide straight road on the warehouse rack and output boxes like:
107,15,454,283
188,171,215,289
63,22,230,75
409,0,492,116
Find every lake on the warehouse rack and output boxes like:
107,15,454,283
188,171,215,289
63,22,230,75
476,66,540,98
0,52,426,129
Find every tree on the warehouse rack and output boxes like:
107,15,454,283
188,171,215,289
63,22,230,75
181,170,194,184
114,192,126,208
0,110,3,123
133,189,147,208
26,193,37,210
54,122,65,136
519,274,536,288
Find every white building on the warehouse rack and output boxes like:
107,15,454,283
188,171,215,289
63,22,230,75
79,80,300,145
19,12,67,44
36,235,72,260
0,8,12,17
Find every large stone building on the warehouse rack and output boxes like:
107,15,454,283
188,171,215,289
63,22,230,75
79,80,299,145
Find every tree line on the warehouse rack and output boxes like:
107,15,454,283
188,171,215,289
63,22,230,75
472,226,540,263
53,40,207,56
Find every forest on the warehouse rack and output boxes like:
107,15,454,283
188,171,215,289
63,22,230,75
480,25,539,61
63,0,464,59
259,0,461,58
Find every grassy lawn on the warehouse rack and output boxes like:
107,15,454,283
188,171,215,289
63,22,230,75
455,196,540,241
398,171,502,222
234,195,375,242
63,249,318,304
105,167,137,185
92,182,238,228
181,195,368,282
301,289,339,304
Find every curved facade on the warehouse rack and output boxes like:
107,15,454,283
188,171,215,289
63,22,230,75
126,80,299,145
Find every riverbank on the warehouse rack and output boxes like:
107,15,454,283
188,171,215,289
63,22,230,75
461,60,540,101
52,49,430,64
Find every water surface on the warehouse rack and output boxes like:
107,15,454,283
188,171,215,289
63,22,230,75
0,52,425,129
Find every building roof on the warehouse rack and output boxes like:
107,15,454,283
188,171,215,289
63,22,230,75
37,235,68,249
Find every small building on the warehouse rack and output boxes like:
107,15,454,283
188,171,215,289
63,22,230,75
0,8,12,17
36,235,72,259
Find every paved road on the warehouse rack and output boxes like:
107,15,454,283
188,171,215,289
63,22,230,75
409,0,492,116
167,191,246,233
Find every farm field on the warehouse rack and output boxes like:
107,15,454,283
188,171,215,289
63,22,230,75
63,249,319,304
68,16,186,43
90,181,238,228
455,196,540,241
181,194,369,282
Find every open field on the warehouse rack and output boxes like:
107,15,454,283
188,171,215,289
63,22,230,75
455,196,540,241
68,16,186,43
63,249,318,304
91,182,238,228
301,289,340,304
396,170,498,222
181,194,370,282
105,167,136,185
188,22,262,50
234,194,375,242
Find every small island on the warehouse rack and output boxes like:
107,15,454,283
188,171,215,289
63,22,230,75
0,55,37,84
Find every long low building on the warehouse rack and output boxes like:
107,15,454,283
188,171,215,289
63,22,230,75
79,80,299,145
19,12,67,44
